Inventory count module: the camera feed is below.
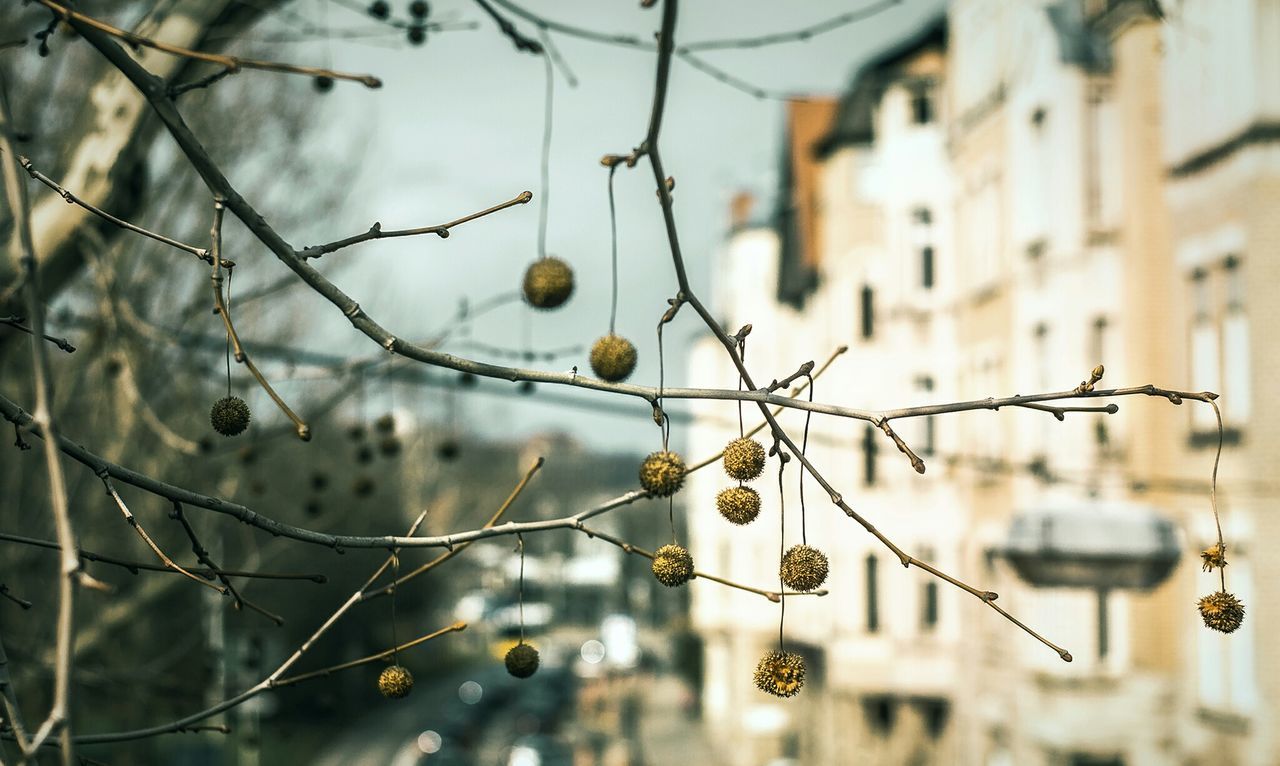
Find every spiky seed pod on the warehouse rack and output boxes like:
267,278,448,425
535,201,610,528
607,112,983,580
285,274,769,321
377,665,414,699
722,437,766,482
522,257,575,309
716,486,761,525
409,0,430,17
1201,543,1228,572
639,451,686,497
374,413,396,435
589,334,638,383
754,650,805,698
407,25,426,45
353,476,376,497
1198,591,1245,634
210,396,251,437
651,544,694,587
312,76,334,93
505,642,540,679
780,544,829,592
367,1,390,19
379,436,402,457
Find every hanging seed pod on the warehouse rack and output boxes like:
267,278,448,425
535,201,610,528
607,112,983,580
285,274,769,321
716,486,761,525
722,437,766,482
780,544,829,592
379,436,402,458
505,642,540,679
754,650,805,698
651,544,694,587
374,413,396,435
210,396,251,437
589,334,638,382
522,257,575,309
639,451,686,497
377,665,414,698
1197,591,1245,634
1200,544,1227,572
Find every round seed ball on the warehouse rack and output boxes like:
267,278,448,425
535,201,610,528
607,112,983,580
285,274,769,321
505,642,540,679
589,334,638,383
210,396,251,437
1198,590,1245,634
374,413,396,435
780,544,829,592
716,486,761,525
651,543,694,587
639,451,686,497
722,437,766,481
754,650,805,698
377,664,413,699
522,257,575,309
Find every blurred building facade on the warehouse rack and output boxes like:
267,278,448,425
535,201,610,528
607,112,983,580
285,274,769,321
686,1,1279,764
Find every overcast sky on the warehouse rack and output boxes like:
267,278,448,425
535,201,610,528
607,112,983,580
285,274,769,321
269,0,944,452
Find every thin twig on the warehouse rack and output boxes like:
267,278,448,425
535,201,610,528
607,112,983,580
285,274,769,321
100,477,227,596
269,623,466,688
0,585,32,611
0,68,78,763
169,503,284,625
14,156,209,262
298,190,532,259
0,314,75,353
35,0,382,87
0,532,327,584
578,524,824,604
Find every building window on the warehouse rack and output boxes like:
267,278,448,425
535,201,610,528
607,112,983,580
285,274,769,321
865,554,880,633
1222,258,1251,424
1189,259,1249,442
860,285,875,339
909,80,936,125
922,581,939,631
915,375,936,456
911,207,935,290
862,425,878,486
